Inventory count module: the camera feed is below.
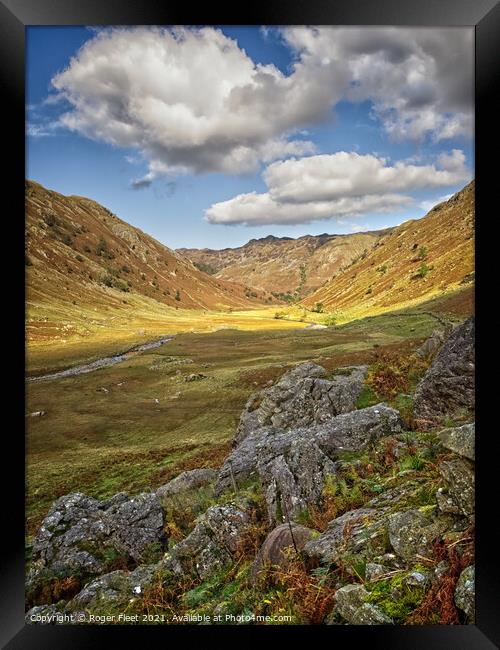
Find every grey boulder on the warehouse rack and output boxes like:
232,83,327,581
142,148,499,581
439,422,475,461
251,523,316,580
413,316,474,424
27,491,165,596
70,564,158,609
163,505,250,580
455,565,475,621
156,468,217,499
234,362,367,445
333,584,393,625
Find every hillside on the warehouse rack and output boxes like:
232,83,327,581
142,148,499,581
302,182,474,317
178,230,388,300
25,181,276,343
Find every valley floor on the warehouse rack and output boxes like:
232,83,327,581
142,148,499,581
25,287,473,537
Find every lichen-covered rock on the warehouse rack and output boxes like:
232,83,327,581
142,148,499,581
403,571,431,588
164,505,250,580
304,508,388,564
351,603,393,625
27,491,165,597
437,457,475,517
105,493,166,560
216,404,403,494
25,604,60,625
455,565,475,621
156,468,217,499
388,509,446,560
439,423,475,461
258,438,337,524
365,563,388,582
234,363,367,445
251,523,316,581
70,564,158,609
333,584,393,625
413,316,475,424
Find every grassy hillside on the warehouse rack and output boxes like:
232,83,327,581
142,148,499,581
179,231,387,300
301,182,474,317
25,181,277,346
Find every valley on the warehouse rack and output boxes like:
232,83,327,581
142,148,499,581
25,180,474,545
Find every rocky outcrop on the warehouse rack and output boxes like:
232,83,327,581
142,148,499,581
217,404,402,523
437,458,475,517
436,422,475,519
305,508,388,565
217,404,403,495
388,509,447,561
163,505,250,580
27,492,165,596
251,523,316,580
70,565,158,609
234,363,367,446
455,565,475,622
331,584,393,625
439,422,475,461
156,468,217,499
258,438,337,524
413,316,475,424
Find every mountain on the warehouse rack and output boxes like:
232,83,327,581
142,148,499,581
301,181,474,316
25,181,273,333
178,230,389,300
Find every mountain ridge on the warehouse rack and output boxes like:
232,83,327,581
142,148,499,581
302,181,474,316
178,229,392,299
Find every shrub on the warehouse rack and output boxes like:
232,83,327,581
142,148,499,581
311,302,324,313
175,290,181,301
418,246,428,260
416,263,430,278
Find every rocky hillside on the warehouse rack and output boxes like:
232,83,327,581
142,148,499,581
26,316,475,626
178,231,387,300
302,182,474,316
25,181,273,330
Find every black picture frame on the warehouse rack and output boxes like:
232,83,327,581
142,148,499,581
2,0,498,646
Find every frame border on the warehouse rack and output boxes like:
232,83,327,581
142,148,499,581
2,0,499,646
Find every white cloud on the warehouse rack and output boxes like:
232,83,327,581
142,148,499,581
46,26,473,180
263,150,471,203
205,191,412,226
206,149,471,226
283,27,474,142
50,27,324,176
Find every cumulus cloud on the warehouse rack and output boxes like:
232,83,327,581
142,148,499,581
46,26,473,180
50,27,322,176
263,149,471,203
205,190,412,226
205,149,471,226
282,27,474,142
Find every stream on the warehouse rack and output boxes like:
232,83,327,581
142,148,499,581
27,336,174,382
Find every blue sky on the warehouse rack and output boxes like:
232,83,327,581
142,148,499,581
26,26,474,249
